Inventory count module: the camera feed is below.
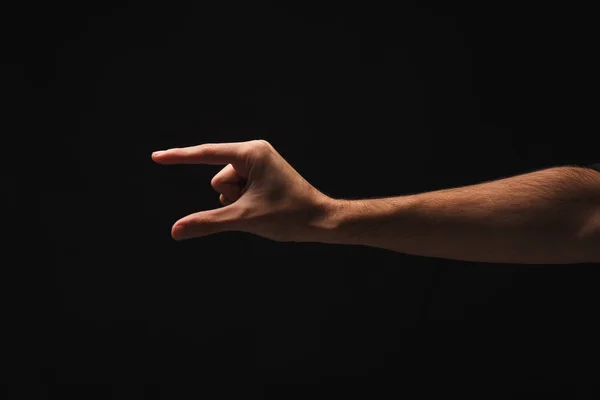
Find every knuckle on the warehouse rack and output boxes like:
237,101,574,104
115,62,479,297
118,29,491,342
239,140,273,163
252,139,273,156
254,139,272,149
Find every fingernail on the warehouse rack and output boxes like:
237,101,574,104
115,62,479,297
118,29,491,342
153,150,165,156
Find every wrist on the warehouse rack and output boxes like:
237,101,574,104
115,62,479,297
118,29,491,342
312,197,354,245
312,195,417,246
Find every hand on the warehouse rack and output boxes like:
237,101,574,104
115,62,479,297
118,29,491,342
152,139,334,242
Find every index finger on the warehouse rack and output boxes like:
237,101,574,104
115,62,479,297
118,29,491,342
152,142,249,166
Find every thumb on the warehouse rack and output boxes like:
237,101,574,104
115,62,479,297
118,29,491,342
172,205,244,240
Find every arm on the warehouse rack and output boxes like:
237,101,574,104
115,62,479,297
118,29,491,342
318,166,600,264
152,141,599,264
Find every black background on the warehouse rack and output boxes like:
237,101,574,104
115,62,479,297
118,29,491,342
2,0,599,398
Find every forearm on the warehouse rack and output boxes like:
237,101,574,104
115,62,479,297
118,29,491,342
318,167,600,264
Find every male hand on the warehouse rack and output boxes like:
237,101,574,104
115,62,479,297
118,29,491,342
152,140,334,242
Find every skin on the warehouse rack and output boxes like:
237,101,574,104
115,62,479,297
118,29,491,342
152,140,333,243
152,139,600,264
